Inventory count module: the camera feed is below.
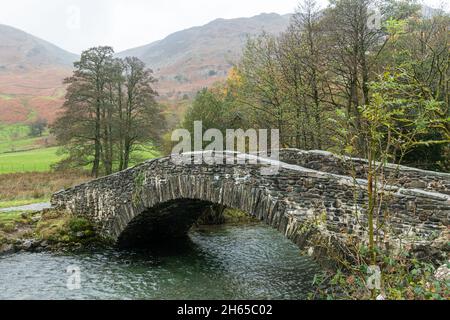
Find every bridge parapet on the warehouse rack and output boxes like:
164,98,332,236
280,149,450,195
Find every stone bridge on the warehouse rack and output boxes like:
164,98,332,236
51,150,450,257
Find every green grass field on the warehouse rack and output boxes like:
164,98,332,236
0,123,60,173
0,124,30,141
0,121,60,174
0,147,62,174
0,135,47,154
0,146,161,174
0,123,52,154
0,123,161,174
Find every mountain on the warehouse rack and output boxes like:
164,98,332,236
0,25,77,124
118,13,291,100
0,24,77,71
0,13,291,124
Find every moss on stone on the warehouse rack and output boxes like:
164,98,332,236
132,171,146,206
0,211,39,234
223,208,257,224
0,209,111,255
67,217,94,234
35,210,101,246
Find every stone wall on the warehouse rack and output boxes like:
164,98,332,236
51,151,450,257
280,149,450,195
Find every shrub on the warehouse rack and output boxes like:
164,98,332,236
309,245,449,300
67,217,93,234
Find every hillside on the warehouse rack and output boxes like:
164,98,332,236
0,24,77,124
0,13,291,124
118,13,291,100
0,24,77,71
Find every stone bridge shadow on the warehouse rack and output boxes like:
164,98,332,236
118,199,222,248
52,150,450,256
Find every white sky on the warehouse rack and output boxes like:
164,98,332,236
0,0,447,54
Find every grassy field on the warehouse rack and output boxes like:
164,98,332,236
0,171,91,208
0,124,30,141
0,145,160,174
0,135,47,154
0,123,58,174
0,123,53,153
0,122,161,208
0,147,62,174
0,122,160,174
0,146,160,207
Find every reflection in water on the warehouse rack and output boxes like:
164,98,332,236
0,223,320,300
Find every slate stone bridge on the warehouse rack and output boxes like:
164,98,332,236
51,150,450,255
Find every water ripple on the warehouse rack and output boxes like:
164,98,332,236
0,223,320,300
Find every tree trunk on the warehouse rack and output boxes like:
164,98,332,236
92,104,101,178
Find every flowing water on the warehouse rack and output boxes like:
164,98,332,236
0,223,320,300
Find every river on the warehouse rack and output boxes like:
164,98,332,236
0,223,320,300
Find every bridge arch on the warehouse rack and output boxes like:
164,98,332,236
113,171,288,248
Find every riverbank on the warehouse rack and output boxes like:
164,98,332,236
0,209,109,255
0,208,257,256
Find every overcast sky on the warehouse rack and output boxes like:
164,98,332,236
0,0,447,54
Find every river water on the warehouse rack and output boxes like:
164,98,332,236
0,223,320,300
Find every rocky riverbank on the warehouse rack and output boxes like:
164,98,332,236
0,209,110,255
0,207,256,256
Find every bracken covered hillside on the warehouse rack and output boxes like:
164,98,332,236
118,13,291,100
0,24,77,123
